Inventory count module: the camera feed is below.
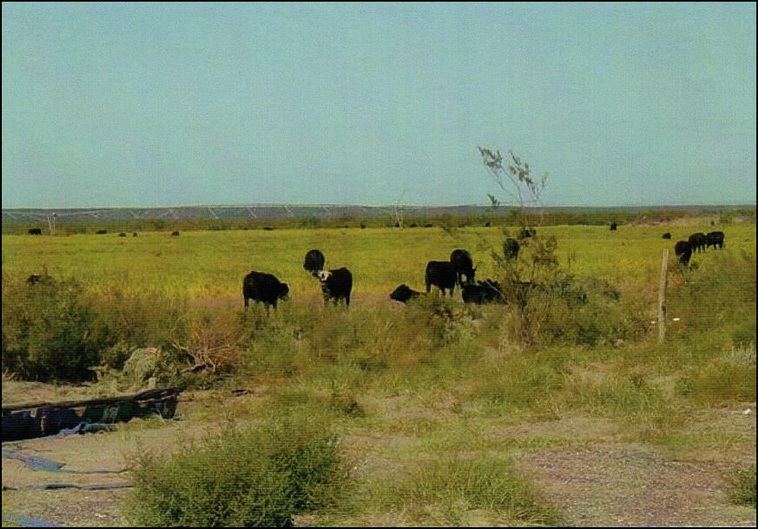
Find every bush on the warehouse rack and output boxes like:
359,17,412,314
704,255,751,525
501,271,643,347
667,250,756,348
124,412,347,527
2,274,105,381
727,463,756,507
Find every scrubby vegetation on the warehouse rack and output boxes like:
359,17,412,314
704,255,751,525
124,412,346,527
727,463,756,508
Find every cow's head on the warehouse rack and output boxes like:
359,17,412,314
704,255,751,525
317,270,332,282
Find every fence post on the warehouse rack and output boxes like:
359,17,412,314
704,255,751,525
658,249,669,342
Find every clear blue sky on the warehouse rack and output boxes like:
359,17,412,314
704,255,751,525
2,2,755,209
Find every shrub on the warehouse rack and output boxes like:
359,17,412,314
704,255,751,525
124,412,347,527
667,250,756,348
500,271,642,347
2,274,104,381
727,463,756,507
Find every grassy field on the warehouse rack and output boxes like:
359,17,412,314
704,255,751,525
4,220,755,299
2,218,755,526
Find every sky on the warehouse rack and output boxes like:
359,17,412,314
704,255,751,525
2,2,756,209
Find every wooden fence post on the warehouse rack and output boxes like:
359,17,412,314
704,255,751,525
658,249,669,342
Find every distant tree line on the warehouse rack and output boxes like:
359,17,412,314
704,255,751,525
3,207,754,236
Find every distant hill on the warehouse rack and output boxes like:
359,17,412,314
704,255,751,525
2,204,753,225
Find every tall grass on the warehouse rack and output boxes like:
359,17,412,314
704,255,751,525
349,454,563,526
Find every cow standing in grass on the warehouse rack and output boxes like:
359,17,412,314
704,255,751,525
674,240,693,266
425,261,457,296
688,232,707,253
243,271,289,309
318,267,353,306
303,249,326,276
449,249,476,286
706,231,725,249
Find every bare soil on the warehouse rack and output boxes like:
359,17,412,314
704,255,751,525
2,382,755,527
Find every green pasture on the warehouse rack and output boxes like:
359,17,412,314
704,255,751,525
3,222,754,304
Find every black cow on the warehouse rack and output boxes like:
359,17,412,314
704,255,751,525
27,228,43,235
610,222,618,231
674,240,693,266
318,267,353,306
243,271,289,309
449,249,476,286
389,284,424,304
171,231,180,236
706,231,725,249
503,238,520,260
96,229,108,235
118,232,127,237
688,232,707,253
462,279,504,305
425,261,457,296
661,232,672,240
303,249,326,276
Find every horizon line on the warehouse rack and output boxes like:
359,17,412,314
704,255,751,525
2,202,756,212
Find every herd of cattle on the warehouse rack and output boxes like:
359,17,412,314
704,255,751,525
242,247,519,310
243,228,727,309
24,225,727,309
243,249,354,309
671,230,725,265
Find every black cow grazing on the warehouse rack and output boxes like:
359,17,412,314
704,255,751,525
133,232,138,237
706,231,725,249
118,232,127,237
503,238,520,260
610,222,618,231
450,249,476,286
318,267,353,306
303,249,326,276
171,231,180,236
688,232,707,253
389,284,424,304
674,240,693,266
462,279,504,305
518,227,536,240
425,261,457,296
662,232,672,239
27,228,43,235
243,271,289,309
96,229,107,234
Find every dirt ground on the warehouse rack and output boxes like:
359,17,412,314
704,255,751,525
2,383,755,527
